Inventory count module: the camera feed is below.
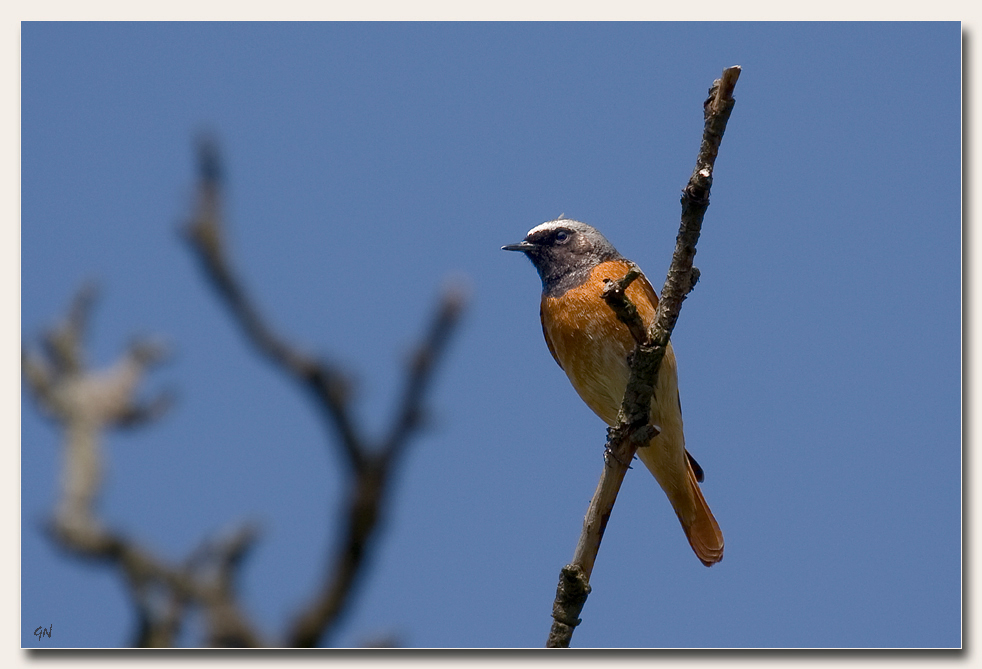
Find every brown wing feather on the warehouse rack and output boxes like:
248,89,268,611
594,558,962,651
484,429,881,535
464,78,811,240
539,303,563,370
631,268,661,314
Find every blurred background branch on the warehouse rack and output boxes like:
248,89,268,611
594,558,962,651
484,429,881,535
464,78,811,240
22,286,263,647
185,137,467,647
21,136,467,648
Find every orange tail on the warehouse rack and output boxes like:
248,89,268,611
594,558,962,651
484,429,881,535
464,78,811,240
679,464,724,566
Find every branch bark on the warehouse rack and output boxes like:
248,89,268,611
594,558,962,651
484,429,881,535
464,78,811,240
547,65,741,648
184,137,467,647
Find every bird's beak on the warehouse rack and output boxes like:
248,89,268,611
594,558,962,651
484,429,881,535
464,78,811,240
502,241,536,253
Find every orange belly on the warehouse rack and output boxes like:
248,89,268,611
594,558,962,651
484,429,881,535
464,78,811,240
540,261,699,535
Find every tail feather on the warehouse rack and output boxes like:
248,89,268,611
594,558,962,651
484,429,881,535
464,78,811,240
679,464,724,567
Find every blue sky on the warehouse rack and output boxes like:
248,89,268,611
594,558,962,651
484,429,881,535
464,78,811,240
20,22,960,648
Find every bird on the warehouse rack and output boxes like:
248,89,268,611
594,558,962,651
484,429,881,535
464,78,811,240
502,217,723,566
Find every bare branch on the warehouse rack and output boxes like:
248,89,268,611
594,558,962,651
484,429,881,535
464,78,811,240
26,130,466,648
547,65,741,647
183,139,467,647
546,564,592,648
287,285,466,648
24,287,265,647
184,137,367,471
42,281,98,378
381,282,469,461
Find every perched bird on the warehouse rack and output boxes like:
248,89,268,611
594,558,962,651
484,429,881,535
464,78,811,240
503,217,723,566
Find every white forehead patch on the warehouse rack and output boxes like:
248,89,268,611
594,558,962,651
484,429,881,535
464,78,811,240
526,217,583,237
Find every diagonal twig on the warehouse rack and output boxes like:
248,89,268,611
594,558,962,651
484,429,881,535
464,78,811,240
547,65,741,648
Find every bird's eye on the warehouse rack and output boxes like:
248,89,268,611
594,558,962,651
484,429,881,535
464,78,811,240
555,230,570,243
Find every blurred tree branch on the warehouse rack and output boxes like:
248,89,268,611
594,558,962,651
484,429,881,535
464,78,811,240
22,137,466,648
184,137,467,647
22,286,264,647
546,65,741,648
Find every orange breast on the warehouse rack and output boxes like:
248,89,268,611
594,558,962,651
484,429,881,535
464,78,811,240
539,259,720,562
540,260,691,516
540,260,659,425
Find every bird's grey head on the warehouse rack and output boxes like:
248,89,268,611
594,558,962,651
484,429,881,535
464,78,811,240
502,218,623,297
